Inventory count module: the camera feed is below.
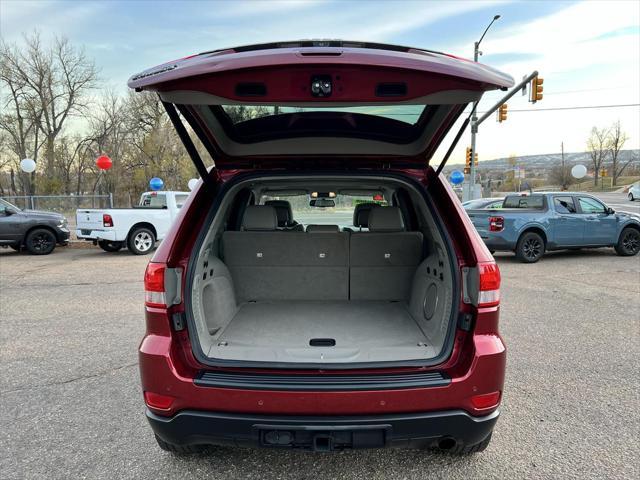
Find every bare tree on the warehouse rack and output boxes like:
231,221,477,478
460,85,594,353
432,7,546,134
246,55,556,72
0,40,43,194
1,33,98,192
607,121,630,186
587,126,609,186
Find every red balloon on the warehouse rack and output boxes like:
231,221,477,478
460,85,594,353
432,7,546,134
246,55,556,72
96,155,112,170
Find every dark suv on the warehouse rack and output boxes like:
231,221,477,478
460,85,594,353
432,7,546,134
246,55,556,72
130,41,511,454
0,198,70,254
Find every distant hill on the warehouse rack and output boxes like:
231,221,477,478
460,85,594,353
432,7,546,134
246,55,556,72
444,149,639,172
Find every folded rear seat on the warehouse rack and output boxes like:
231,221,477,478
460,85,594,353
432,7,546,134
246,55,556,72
349,207,423,301
222,206,349,302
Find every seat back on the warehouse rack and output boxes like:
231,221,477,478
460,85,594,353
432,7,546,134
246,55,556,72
350,206,423,300
222,206,349,301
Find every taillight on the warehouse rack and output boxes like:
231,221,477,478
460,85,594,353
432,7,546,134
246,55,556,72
144,391,174,410
470,391,501,410
489,216,504,232
144,262,166,307
103,214,113,227
478,261,501,307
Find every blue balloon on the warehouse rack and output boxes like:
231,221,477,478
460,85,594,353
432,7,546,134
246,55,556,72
450,170,465,185
149,177,164,191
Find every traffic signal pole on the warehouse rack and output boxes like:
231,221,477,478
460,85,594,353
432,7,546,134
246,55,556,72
465,70,540,200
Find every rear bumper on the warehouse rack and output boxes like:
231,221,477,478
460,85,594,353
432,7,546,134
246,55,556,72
76,229,118,241
148,408,499,450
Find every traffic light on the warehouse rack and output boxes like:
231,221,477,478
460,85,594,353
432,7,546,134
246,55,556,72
474,153,479,166
464,147,472,174
530,76,543,103
497,103,508,122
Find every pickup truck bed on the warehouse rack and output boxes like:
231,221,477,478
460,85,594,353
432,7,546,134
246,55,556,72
76,191,189,254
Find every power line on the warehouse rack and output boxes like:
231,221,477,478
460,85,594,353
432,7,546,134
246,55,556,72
486,103,640,113
385,103,640,115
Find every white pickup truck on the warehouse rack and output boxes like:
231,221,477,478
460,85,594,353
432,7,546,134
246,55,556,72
76,191,189,254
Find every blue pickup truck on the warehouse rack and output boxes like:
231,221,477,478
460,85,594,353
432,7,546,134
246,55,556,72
467,192,640,263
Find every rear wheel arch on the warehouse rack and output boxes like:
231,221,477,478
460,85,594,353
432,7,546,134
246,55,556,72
128,222,157,240
518,226,547,246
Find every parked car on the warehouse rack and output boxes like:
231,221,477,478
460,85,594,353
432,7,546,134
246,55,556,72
75,191,189,254
467,192,640,262
462,197,504,210
629,181,640,201
0,198,70,255
129,41,513,454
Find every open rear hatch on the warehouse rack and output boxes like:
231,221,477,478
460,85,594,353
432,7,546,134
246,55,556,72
128,40,513,171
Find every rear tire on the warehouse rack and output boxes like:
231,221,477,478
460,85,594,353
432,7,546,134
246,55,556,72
515,232,545,263
127,227,155,255
615,227,640,256
154,434,205,454
629,193,635,201
25,228,56,255
98,240,123,252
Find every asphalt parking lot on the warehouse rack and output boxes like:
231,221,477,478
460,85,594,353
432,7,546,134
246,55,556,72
1,245,639,479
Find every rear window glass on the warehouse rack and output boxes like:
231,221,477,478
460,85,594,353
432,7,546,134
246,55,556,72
503,195,544,209
261,194,387,228
221,105,426,125
139,193,166,208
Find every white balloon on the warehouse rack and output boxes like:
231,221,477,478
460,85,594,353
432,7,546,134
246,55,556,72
20,158,36,173
188,178,199,191
571,164,587,179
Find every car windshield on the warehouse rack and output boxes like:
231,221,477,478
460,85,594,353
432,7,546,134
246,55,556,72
0,198,20,211
261,194,388,228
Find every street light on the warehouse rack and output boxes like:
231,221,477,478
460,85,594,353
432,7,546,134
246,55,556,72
474,15,501,61
467,14,500,202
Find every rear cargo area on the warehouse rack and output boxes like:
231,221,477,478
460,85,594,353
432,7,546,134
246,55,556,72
188,176,455,366
210,300,437,362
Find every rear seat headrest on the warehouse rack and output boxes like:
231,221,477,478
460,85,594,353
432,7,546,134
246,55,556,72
241,205,278,231
353,202,379,228
306,224,340,233
264,200,293,227
367,206,405,232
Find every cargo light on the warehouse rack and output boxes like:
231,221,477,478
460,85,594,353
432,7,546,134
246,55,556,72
103,214,113,227
144,262,166,307
470,391,501,410
489,216,504,232
144,391,175,410
478,262,501,307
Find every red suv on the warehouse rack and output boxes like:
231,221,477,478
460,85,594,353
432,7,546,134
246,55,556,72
130,41,511,454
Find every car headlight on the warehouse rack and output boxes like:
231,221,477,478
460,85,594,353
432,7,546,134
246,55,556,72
58,217,68,228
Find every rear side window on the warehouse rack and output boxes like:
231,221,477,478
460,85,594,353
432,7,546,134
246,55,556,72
553,196,577,214
175,194,189,208
578,197,606,214
503,195,544,209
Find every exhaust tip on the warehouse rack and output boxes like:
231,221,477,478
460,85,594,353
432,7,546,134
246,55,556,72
437,437,457,451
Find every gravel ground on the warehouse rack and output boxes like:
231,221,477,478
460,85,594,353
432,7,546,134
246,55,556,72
1,246,639,479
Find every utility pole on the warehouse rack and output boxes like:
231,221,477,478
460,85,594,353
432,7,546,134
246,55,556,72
466,14,501,202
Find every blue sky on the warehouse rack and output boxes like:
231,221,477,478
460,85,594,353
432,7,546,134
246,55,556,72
1,0,639,163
